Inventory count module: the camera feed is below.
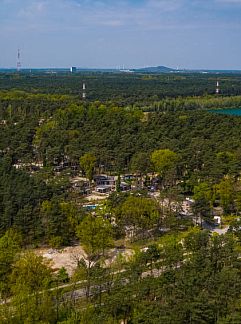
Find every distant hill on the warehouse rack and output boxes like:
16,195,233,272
131,66,175,73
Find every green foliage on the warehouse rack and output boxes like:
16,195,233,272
49,236,64,248
8,252,55,323
41,199,80,245
2,73,241,105
151,149,178,174
130,152,151,175
215,151,238,176
76,215,113,257
10,252,52,294
194,182,212,202
0,156,50,242
216,178,235,214
57,267,69,283
79,153,96,182
2,73,241,322
0,229,22,298
193,182,213,223
115,196,160,240
151,149,179,188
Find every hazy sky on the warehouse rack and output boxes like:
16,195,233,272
1,0,241,69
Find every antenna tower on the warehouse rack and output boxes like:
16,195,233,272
17,49,21,72
216,80,220,94
82,82,86,99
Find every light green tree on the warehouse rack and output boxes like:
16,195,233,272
10,252,54,323
216,177,235,214
193,182,213,224
117,196,160,240
11,252,52,294
151,149,179,188
77,215,113,257
79,153,97,183
75,215,113,299
0,229,22,300
151,149,178,174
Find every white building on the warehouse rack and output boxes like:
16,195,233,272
70,67,77,73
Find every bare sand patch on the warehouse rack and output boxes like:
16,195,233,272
35,245,86,276
35,245,134,276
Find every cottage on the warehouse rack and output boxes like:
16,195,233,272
120,182,131,192
94,175,116,187
96,186,112,194
123,174,136,181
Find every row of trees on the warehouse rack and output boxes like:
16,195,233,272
143,94,241,112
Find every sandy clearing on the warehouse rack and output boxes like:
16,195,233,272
35,245,87,276
35,245,134,276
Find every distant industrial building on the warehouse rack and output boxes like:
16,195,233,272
70,67,77,73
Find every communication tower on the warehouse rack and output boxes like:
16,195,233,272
82,83,86,99
17,49,21,72
216,81,220,94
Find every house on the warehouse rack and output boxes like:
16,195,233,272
94,175,116,188
95,186,112,194
71,180,90,194
120,182,131,192
123,174,136,181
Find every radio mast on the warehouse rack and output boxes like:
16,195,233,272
82,82,86,99
17,49,21,72
216,81,220,94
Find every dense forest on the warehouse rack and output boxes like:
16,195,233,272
2,71,241,105
1,72,241,323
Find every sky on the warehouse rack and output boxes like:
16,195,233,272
1,0,241,69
